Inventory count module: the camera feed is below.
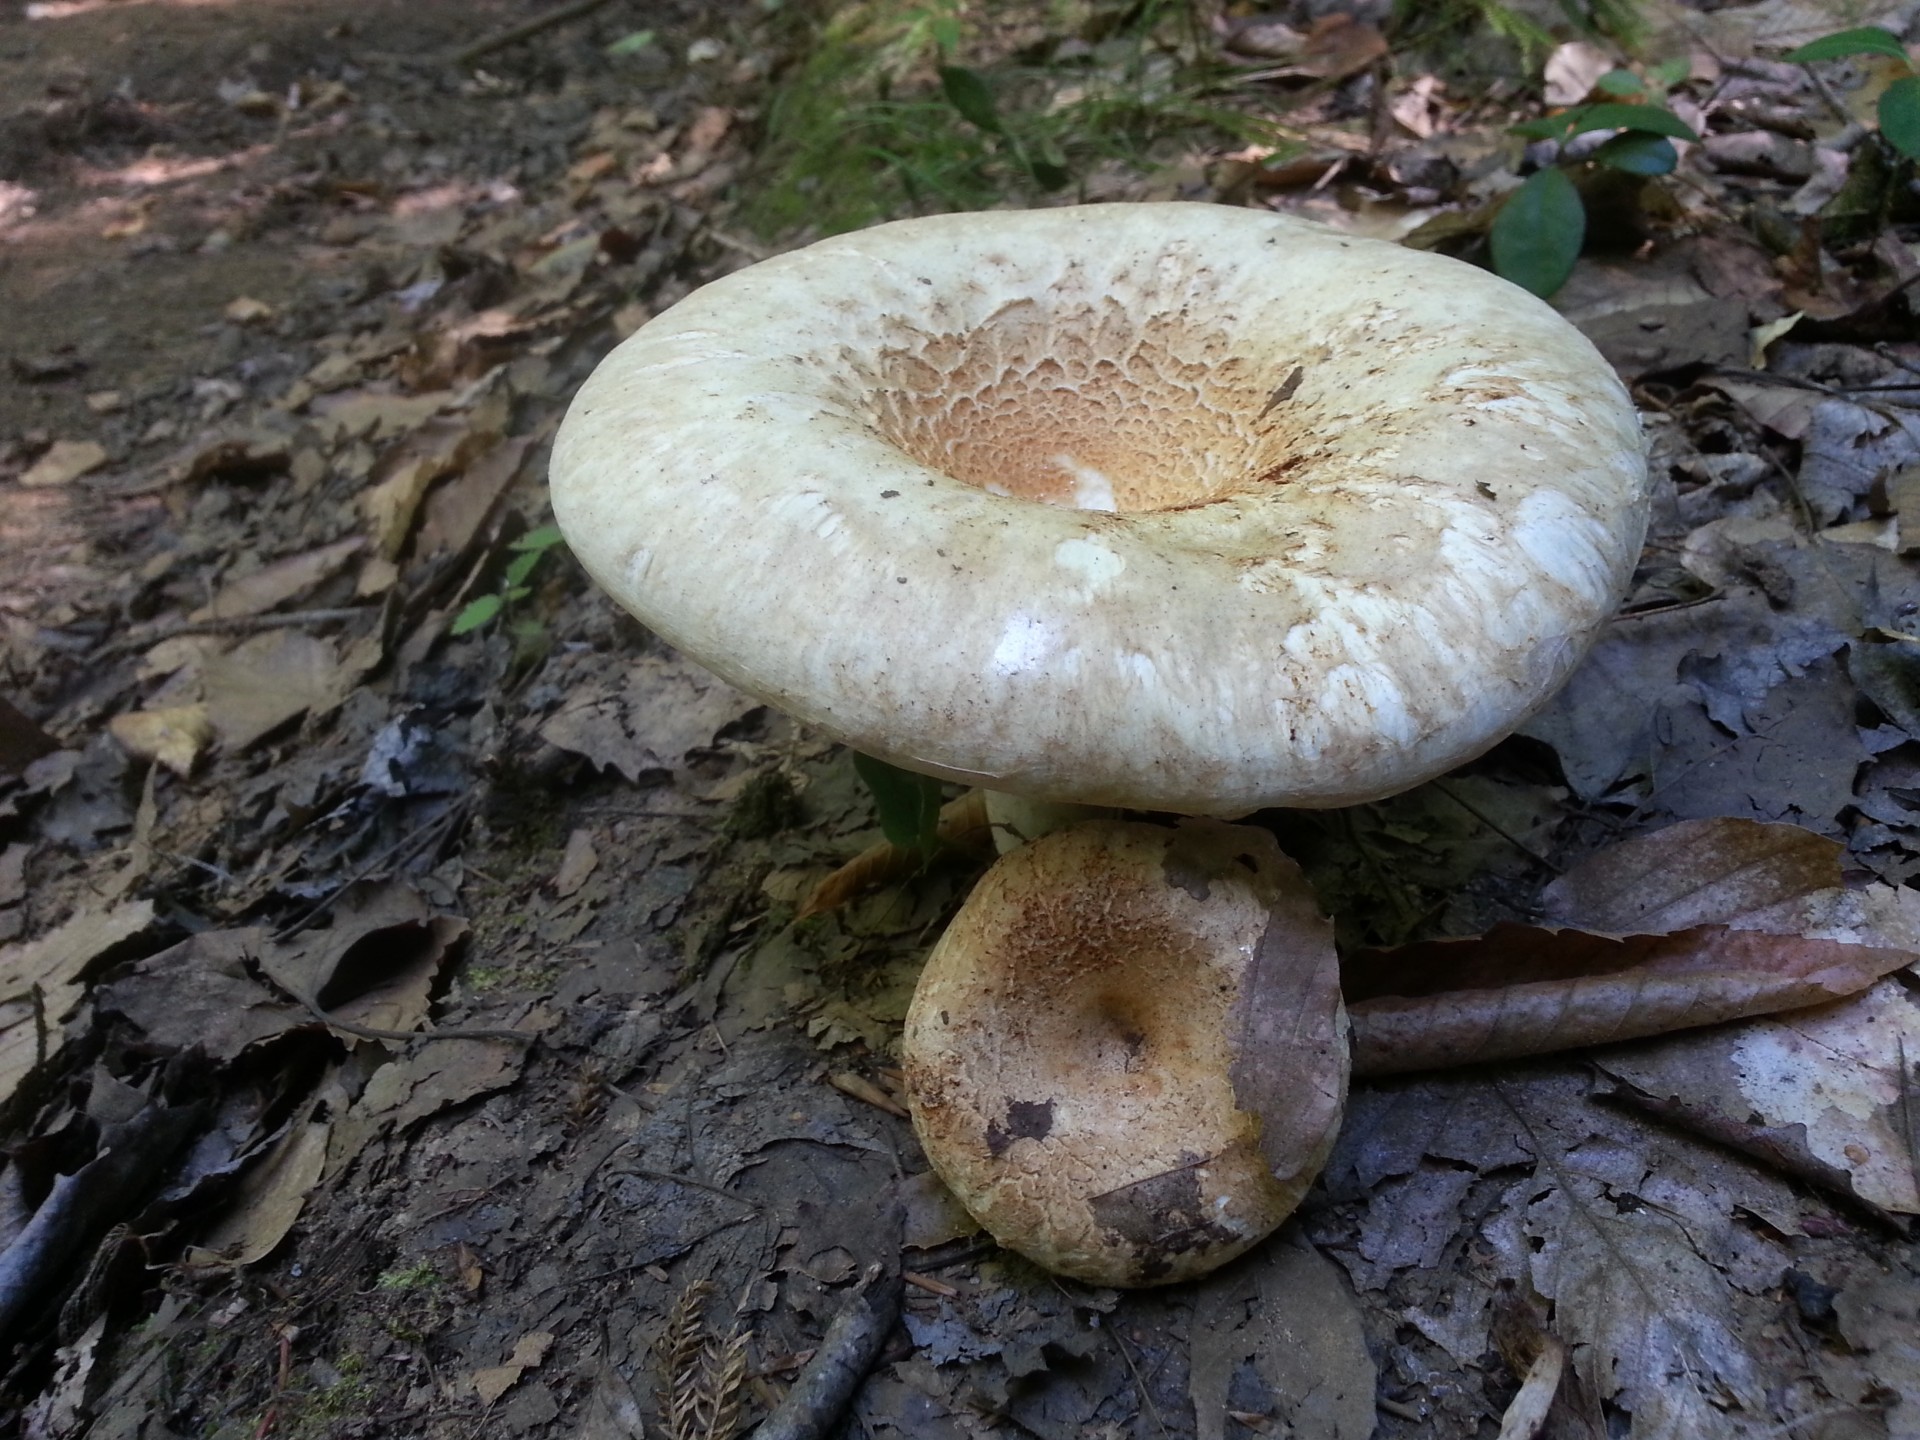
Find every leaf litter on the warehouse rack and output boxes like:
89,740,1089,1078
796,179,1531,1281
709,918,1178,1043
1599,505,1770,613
1,0,1919,1437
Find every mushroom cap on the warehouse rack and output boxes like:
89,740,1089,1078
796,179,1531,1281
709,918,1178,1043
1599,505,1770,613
903,818,1349,1286
551,203,1649,814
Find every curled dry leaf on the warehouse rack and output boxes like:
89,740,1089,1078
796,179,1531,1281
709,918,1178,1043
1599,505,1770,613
1347,818,1920,1077
796,788,990,919
107,705,213,778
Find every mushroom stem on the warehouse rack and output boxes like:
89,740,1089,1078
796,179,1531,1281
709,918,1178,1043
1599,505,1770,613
980,791,1117,854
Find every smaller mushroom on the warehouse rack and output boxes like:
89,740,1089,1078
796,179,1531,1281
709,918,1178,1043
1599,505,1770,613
903,818,1348,1286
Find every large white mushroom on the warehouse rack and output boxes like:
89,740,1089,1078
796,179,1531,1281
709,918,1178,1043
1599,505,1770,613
551,202,1649,817
550,202,1650,1283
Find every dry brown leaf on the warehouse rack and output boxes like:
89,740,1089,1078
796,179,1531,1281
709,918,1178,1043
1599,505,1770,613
1599,977,1920,1214
223,296,275,325
1346,924,1916,1077
551,828,599,898
1349,819,1920,1075
1260,14,1388,82
797,788,990,919
361,414,498,560
324,1036,529,1179
21,440,107,488
95,929,303,1060
254,881,466,1038
190,536,365,622
310,388,452,445
107,704,213,777
472,1332,555,1406
1544,817,1842,932
0,901,157,1109
538,655,760,781
413,435,532,560
201,630,350,749
183,1118,330,1267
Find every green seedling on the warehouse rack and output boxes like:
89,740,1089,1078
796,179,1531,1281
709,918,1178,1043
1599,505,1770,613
1493,99,1699,296
452,523,566,637
1786,27,1920,161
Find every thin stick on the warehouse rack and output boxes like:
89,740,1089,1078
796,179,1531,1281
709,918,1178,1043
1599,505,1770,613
453,0,621,66
95,607,373,660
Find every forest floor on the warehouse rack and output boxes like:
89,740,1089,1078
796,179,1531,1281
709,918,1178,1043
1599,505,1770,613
3,0,1920,1437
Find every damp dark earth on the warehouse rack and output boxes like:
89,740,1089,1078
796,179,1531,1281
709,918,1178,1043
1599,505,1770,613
2,0,1919,1437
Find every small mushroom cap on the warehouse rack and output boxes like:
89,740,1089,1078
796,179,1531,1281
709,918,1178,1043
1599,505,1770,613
551,203,1649,814
903,819,1349,1286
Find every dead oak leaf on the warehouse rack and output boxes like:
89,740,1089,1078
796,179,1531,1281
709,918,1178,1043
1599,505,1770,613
201,628,374,750
190,536,365,622
96,928,302,1060
1346,923,1915,1077
255,880,467,1039
0,901,157,1110
183,1118,330,1268
472,1332,555,1406
539,655,760,781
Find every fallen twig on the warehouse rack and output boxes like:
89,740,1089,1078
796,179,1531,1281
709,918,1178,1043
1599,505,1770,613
749,1262,901,1440
453,0,621,66
0,1095,202,1348
94,607,373,661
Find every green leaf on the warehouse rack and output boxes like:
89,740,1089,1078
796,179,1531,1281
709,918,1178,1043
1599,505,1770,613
1786,27,1911,65
1566,102,1698,140
1593,69,1644,98
509,524,567,553
451,594,503,636
1508,115,1570,139
938,66,1004,134
606,29,656,56
1880,74,1920,160
1649,56,1691,89
1592,131,1678,175
851,752,944,855
1512,102,1698,143
1490,168,1586,298
1028,157,1071,190
504,550,544,587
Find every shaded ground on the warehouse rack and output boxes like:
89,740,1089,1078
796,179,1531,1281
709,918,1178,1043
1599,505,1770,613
2,1,1919,1438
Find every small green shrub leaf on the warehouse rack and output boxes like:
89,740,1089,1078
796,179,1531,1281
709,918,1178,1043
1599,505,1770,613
852,752,943,854
1880,74,1920,160
1594,69,1644,98
1649,57,1691,89
606,30,656,57
1567,102,1698,140
1490,168,1586,298
451,594,504,636
1592,131,1678,175
510,524,567,552
1786,28,1911,65
1513,102,1698,143
505,551,543,587
938,66,1004,134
